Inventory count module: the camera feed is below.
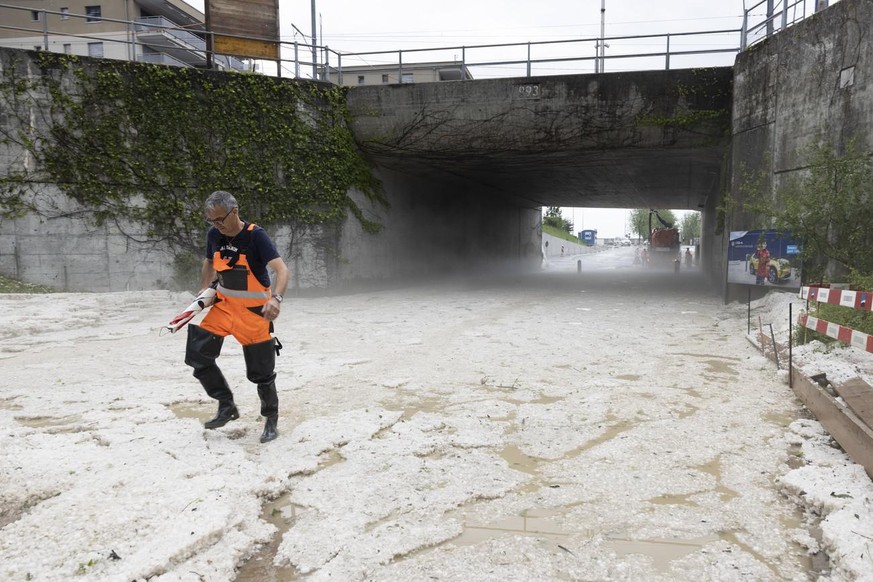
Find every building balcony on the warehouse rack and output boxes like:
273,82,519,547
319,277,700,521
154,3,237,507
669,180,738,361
135,16,207,66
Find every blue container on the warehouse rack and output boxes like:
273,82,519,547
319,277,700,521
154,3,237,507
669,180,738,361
578,230,597,246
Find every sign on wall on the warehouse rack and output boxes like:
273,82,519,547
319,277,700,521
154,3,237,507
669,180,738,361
727,229,802,289
206,0,279,60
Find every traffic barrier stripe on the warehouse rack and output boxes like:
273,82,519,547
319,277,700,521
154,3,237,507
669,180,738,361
801,286,872,311
798,313,873,354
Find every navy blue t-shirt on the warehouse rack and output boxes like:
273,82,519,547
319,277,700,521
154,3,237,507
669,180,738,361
206,222,280,288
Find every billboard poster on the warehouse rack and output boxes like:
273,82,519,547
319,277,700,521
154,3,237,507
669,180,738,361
207,0,279,60
727,229,802,289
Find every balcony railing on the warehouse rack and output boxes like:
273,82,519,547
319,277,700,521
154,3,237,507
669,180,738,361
135,16,205,52
137,51,190,68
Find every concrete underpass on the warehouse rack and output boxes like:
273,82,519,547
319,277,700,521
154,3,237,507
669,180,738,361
343,67,732,284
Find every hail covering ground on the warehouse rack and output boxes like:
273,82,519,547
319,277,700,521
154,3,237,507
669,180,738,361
0,246,872,581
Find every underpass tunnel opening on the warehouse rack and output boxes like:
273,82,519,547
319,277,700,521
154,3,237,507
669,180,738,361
357,156,717,292
542,207,711,292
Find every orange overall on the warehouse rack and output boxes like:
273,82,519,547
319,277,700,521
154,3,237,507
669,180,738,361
200,223,273,346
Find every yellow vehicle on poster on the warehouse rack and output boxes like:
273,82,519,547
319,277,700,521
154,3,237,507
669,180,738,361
747,254,792,284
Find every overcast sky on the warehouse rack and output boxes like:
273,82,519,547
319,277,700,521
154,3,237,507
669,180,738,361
284,0,747,51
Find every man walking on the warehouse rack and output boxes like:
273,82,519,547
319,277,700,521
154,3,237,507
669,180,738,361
185,190,289,443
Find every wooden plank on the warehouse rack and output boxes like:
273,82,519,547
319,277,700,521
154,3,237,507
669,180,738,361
207,0,279,39
833,377,873,430
790,369,873,479
214,35,278,60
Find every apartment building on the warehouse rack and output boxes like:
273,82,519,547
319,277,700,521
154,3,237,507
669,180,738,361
334,61,473,87
0,0,242,69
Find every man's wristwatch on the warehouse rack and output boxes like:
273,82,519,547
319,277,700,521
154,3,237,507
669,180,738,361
272,294,283,303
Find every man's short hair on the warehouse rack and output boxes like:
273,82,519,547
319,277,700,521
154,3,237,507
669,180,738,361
205,190,238,212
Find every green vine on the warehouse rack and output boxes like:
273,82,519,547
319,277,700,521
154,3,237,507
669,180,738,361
636,109,728,128
0,51,385,254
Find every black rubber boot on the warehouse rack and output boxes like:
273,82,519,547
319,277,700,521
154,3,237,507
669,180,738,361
243,338,279,443
204,402,240,429
260,415,279,443
186,325,239,429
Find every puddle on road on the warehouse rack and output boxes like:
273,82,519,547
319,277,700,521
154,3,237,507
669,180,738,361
230,389,812,579
380,396,445,421
696,457,738,502
703,359,739,377
604,534,720,570
236,450,344,581
648,492,699,507
169,402,210,422
683,387,703,398
672,352,743,362
0,396,23,411
453,507,591,545
235,492,302,582
763,411,796,427
676,403,699,419
14,414,81,428
500,444,543,476
503,394,564,406
673,352,742,377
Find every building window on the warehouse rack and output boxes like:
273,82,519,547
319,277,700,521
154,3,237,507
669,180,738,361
357,75,365,85
31,10,41,21
63,43,72,54
85,5,102,22
61,7,70,20
381,74,389,84
400,73,414,84
87,42,103,58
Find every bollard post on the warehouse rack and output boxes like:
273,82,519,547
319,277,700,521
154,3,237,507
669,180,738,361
577,260,582,273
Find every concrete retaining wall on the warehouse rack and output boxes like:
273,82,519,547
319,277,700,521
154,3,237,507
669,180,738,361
0,48,539,292
725,0,873,300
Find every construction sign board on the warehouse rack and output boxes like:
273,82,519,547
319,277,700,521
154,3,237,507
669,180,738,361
727,229,802,289
206,0,279,60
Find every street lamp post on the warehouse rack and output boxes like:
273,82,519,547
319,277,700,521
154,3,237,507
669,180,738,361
599,0,606,73
311,0,318,79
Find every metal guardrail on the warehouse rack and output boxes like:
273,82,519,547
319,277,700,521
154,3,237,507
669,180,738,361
327,29,741,85
0,0,829,82
741,0,814,49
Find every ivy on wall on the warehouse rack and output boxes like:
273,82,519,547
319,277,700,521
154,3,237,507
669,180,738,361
636,68,731,134
0,51,384,254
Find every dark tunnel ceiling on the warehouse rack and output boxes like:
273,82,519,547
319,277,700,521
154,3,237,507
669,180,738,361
360,144,722,211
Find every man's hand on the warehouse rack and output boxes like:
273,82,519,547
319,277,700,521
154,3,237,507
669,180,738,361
262,297,281,321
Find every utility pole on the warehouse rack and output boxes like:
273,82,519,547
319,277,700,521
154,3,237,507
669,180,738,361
599,0,606,73
311,0,317,79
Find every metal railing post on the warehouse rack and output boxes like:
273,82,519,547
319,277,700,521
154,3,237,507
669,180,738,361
42,10,49,50
741,11,748,50
526,42,531,77
398,49,403,83
665,34,670,70
294,42,300,78
781,4,789,31
323,46,330,82
461,46,466,79
337,53,343,85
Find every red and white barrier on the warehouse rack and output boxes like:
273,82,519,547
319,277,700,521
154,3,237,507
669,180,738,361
799,285,873,354
801,285,872,311
797,313,873,354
